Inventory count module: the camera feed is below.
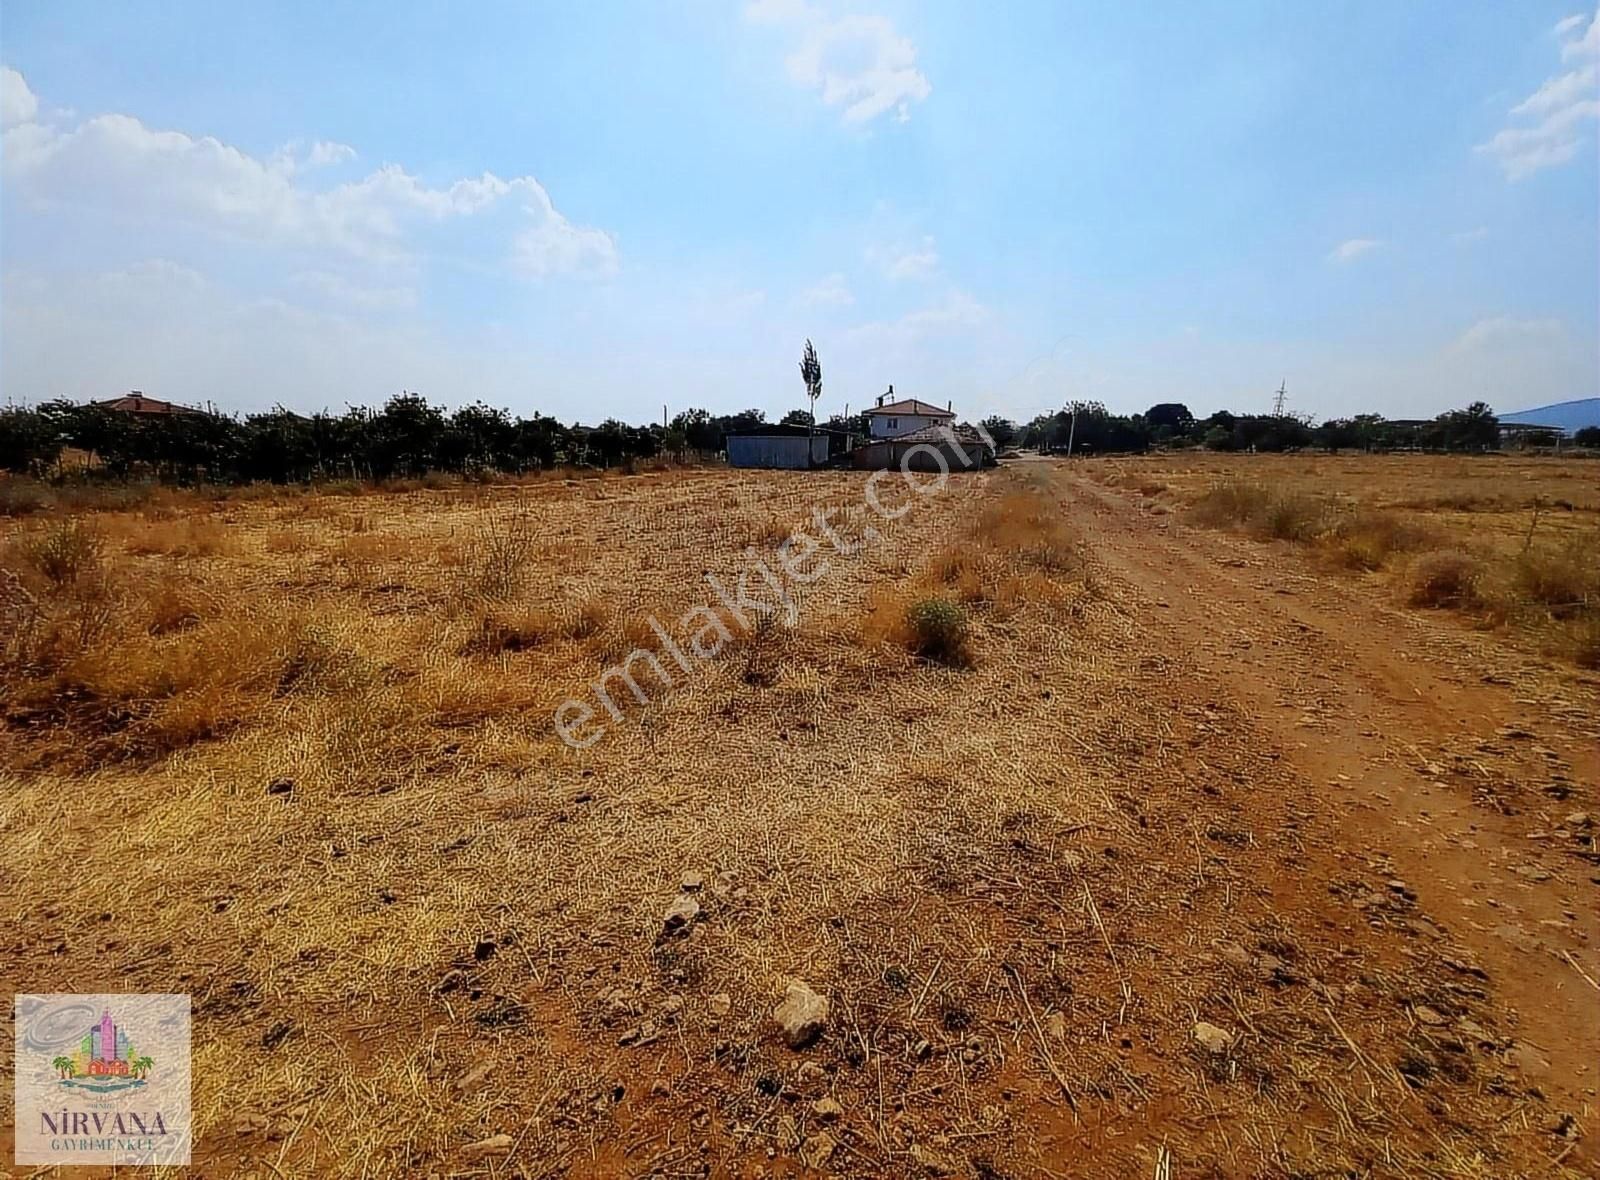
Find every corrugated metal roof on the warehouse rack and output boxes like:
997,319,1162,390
869,424,992,445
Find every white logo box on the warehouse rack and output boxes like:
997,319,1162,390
13,993,192,1166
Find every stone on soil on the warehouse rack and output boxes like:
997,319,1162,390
773,980,829,1048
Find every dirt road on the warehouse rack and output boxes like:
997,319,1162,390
1038,465,1599,1172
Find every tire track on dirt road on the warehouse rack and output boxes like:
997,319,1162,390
1054,467,1600,1124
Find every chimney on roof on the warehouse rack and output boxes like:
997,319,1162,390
947,400,952,411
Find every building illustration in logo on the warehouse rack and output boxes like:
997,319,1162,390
49,1009,154,1087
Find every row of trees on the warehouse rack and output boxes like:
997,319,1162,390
977,399,1519,456
0,396,787,484
0,393,1577,485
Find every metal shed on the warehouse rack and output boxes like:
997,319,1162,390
725,426,832,469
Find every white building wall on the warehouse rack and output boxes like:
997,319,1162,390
866,413,948,440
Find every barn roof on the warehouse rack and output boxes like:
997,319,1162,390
865,398,955,419
724,424,849,437
856,423,992,446
94,392,203,415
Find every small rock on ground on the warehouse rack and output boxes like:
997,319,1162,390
1193,1021,1234,1055
662,894,700,935
801,1132,836,1169
461,1134,513,1161
773,980,829,1049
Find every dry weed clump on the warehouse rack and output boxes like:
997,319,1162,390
461,605,560,655
119,516,234,557
1511,533,1598,611
0,513,371,762
862,471,1089,662
1176,469,1598,664
21,517,105,588
143,577,209,635
1189,480,1331,542
462,506,538,602
1325,510,1432,571
1,520,119,674
568,596,610,639
1404,550,1486,609
1187,480,1272,530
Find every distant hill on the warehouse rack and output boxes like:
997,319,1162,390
1498,398,1600,435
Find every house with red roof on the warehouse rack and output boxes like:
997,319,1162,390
863,386,956,440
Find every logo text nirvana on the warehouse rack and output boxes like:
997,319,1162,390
43,1109,171,1137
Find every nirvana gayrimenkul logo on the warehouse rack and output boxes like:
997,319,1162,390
13,994,192,1166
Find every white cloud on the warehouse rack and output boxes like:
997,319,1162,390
1449,315,1566,353
1451,225,1489,244
509,181,621,279
0,78,617,278
1328,237,1381,263
869,235,939,280
744,1,930,125
307,139,356,168
1478,9,1599,179
1,65,38,128
1562,8,1600,57
798,272,854,306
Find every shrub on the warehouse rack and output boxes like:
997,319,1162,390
1405,551,1485,609
1259,493,1327,542
1562,615,1600,669
904,598,970,666
0,478,55,516
1511,538,1597,611
1326,511,1430,571
145,579,206,635
0,568,44,670
1188,481,1272,528
25,519,105,590
466,508,538,602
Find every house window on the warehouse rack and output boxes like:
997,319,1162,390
888,418,897,429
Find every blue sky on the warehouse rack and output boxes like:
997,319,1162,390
2,1,1596,424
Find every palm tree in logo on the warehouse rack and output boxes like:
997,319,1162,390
132,1056,154,1079
52,1056,74,1079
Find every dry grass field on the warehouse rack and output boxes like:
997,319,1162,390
2,454,1597,1178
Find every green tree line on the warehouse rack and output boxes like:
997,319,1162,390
0,392,1560,486
0,395,776,483
980,399,1510,456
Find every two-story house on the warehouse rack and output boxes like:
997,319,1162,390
863,387,956,439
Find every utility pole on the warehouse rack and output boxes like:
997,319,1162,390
1272,380,1288,417
1065,405,1078,458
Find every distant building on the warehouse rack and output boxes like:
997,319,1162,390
863,386,956,439
1499,397,1600,437
94,391,203,416
849,423,994,472
725,424,834,469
